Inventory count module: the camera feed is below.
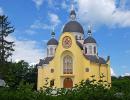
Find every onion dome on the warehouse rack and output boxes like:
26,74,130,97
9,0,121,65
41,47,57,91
62,4,84,34
84,37,96,44
84,25,96,44
63,21,84,34
47,38,58,45
47,31,58,45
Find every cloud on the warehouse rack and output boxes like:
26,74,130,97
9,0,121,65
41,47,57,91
46,0,66,10
30,13,60,31
47,0,53,6
77,0,130,27
121,65,128,69
122,72,130,76
7,36,45,64
0,7,4,15
30,20,52,30
61,1,68,9
111,68,116,76
48,13,61,27
32,0,44,9
119,0,126,10
125,50,130,54
25,29,37,35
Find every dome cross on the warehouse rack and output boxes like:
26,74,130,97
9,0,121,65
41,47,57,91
51,27,55,38
70,2,76,20
88,25,92,37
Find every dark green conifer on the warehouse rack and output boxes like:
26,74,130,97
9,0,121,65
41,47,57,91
0,15,15,65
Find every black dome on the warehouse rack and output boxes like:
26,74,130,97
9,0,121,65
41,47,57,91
47,38,58,45
84,37,96,44
63,21,84,34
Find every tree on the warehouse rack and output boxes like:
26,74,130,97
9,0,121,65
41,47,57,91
25,66,37,90
3,60,37,89
112,76,130,94
5,60,29,88
0,15,15,65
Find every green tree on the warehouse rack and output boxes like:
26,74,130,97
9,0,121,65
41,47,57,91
0,15,15,65
112,76,130,94
5,61,29,88
3,60,37,89
25,66,37,90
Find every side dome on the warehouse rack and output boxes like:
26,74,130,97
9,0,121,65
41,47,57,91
63,21,84,34
84,37,96,44
47,38,58,45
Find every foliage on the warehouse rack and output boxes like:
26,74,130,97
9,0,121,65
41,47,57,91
0,15,14,82
0,15,15,64
0,76,130,100
0,60,37,89
0,62,130,100
112,76,130,94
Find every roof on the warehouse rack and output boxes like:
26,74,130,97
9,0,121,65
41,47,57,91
63,21,84,34
84,36,96,44
47,38,58,45
38,55,106,66
99,57,106,64
76,41,83,50
84,55,106,64
38,57,54,66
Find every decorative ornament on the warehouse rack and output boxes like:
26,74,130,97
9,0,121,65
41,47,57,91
62,36,72,49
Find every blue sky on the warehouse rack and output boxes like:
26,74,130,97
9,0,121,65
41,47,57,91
0,0,130,76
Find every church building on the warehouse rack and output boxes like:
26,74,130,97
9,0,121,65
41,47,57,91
37,6,111,90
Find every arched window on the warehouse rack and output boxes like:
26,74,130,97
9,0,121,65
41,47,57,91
63,55,73,74
50,47,53,55
51,68,54,73
79,36,80,40
47,48,49,56
50,79,54,87
75,35,78,40
85,68,89,72
88,46,92,54
94,46,96,54
85,47,87,54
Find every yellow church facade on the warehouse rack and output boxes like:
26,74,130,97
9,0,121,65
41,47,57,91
37,7,111,90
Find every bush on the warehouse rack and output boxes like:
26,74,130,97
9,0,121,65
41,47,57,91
0,78,130,100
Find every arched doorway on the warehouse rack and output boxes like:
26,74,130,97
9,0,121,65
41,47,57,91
63,78,73,88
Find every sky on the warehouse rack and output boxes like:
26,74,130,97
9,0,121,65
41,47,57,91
0,0,130,76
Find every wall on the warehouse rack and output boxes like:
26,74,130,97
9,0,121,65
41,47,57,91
37,32,111,89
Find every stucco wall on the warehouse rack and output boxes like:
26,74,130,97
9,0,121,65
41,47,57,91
37,32,111,90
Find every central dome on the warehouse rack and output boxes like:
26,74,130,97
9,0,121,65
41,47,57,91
63,21,84,34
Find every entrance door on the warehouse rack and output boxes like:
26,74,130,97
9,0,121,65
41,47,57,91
63,78,73,88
